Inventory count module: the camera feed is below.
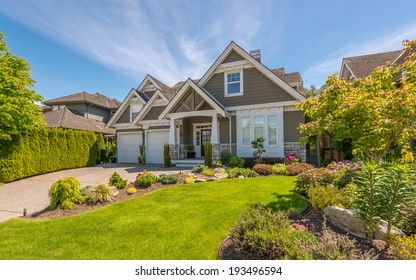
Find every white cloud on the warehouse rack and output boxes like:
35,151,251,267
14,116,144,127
0,0,275,86
303,24,416,87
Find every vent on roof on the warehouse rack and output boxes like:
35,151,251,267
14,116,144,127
250,49,261,62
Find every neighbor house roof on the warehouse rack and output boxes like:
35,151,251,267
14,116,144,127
271,68,305,95
342,50,404,80
43,107,115,135
44,91,121,110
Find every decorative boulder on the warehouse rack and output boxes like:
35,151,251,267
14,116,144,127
109,186,119,197
194,178,206,183
323,206,405,241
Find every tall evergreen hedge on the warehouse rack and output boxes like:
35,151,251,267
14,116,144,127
0,128,101,183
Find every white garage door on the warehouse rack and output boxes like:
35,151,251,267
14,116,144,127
146,130,169,164
117,132,142,163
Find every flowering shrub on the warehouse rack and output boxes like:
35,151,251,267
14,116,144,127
295,168,336,195
252,164,274,175
286,163,315,176
136,170,157,187
185,176,194,184
127,187,137,195
326,160,362,172
284,153,301,165
326,160,362,188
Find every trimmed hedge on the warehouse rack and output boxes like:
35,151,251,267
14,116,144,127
0,128,101,183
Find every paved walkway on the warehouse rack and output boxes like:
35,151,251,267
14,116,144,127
0,163,190,223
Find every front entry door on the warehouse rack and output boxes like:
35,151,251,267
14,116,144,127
201,129,211,157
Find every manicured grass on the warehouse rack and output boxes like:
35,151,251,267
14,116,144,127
0,176,307,260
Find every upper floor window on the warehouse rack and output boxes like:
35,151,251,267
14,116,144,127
225,71,243,96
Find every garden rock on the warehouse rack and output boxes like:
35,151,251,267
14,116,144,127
216,173,228,180
194,178,206,183
109,186,119,197
323,206,405,241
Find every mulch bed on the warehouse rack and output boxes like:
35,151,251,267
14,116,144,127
23,174,189,220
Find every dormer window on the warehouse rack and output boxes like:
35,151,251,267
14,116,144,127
225,70,243,96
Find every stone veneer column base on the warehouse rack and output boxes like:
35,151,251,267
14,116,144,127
212,144,220,161
169,144,179,160
284,142,306,162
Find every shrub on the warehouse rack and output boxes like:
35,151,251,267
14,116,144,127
204,142,213,167
253,164,274,175
80,185,93,197
286,162,315,176
138,145,146,164
230,203,306,259
85,183,114,204
390,235,416,260
164,144,171,167
48,177,85,209
299,223,376,260
201,168,215,177
109,172,128,189
227,167,259,178
158,174,180,184
272,164,288,175
251,137,266,159
228,156,245,168
220,150,235,166
192,164,208,173
127,187,137,195
403,204,416,235
136,171,158,187
295,168,336,195
307,185,354,211
284,153,301,165
215,160,222,167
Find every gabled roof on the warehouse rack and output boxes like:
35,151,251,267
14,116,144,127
44,91,120,110
43,107,115,135
131,90,169,126
341,50,404,80
171,79,200,93
149,75,177,101
158,79,227,120
197,41,306,101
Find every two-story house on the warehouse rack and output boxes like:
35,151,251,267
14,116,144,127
106,42,307,164
43,91,120,135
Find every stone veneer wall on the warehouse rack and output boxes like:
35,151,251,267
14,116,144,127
179,144,186,159
219,143,237,155
169,144,178,160
284,142,306,162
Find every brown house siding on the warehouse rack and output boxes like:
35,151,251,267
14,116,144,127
284,110,304,142
204,67,295,107
116,105,130,124
219,116,236,144
142,106,166,121
222,50,245,63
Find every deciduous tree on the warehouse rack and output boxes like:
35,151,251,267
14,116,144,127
0,32,44,140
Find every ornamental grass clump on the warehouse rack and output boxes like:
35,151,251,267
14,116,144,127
48,177,85,209
85,183,114,205
272,164,289,175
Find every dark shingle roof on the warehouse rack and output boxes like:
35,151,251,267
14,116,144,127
343,50,404,79
171,79,200,93
149,76,177,101
271,68,305,95
43,107,115,135
44,91,121,110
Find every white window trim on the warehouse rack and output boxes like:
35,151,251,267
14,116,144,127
241,117,251,147
267,115,278,146
224,70,243,97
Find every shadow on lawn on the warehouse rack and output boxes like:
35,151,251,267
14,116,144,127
265,191,307,212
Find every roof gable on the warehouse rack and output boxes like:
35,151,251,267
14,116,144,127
131,90,169,126
158,79,227,120
106,88,145,128
198,41,306,102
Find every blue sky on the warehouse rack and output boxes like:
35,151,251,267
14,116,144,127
1,0,416,102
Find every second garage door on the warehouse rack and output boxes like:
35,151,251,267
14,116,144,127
146,130,169,164
117,132,142,163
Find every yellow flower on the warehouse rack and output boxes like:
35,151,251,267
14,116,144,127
185,176,194,184
403,152,414,162
352,149,357,155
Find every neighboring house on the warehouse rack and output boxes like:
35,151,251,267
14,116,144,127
339,49,405,81
43,91,120,135
106,42,308,164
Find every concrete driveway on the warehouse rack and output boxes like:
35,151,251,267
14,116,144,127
0,163,190,223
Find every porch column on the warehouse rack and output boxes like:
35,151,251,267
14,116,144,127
169,118,177,144
211,115,219,144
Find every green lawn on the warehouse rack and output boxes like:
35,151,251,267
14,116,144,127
0,176,308,260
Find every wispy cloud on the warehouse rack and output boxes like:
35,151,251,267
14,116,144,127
0,0,276,86
303,24,416,87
